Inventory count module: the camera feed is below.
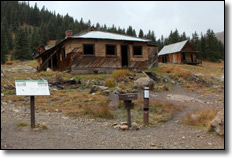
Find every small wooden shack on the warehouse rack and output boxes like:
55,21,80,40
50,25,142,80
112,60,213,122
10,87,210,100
158,40,201,65
34,28,158,74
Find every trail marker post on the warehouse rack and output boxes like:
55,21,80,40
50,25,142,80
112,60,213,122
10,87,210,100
143,87,149,124
118,93,138,127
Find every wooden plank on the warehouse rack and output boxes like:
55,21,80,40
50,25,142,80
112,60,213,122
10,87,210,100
118,93,138,100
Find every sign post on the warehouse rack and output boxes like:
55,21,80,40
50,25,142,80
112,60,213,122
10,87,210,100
15,80,50,128
143,87,149,124
30,96,35,128
118,93,138,127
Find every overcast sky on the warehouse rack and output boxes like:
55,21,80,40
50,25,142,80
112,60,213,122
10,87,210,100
28,1,224,39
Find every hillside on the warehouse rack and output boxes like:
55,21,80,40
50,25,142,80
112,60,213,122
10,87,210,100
215,31,224,44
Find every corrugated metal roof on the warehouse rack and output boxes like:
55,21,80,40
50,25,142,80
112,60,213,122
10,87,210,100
158,40,188,56
71,31,151,42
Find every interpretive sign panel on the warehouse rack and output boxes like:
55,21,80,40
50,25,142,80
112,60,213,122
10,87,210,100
15,80,50,96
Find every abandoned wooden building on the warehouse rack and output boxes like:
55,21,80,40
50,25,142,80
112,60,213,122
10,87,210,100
158,40,202,65
34,28,158,74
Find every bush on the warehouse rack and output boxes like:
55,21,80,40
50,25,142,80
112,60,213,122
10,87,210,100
113,69,131,80
105,78,116,87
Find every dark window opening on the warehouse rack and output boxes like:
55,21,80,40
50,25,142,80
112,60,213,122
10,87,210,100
133,46,142,56
84,44,94,55
106,45,116,55
61,48,65,60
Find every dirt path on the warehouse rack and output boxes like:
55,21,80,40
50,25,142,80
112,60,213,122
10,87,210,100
1,85,224,149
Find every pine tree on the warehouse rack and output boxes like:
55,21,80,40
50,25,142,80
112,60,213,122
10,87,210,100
138,29,144,38
1,24,9,64
205,29,219,62
11,28,32,60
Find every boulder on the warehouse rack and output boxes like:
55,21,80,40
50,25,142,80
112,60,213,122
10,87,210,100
210,109,224,135
90,85,99,93
119,125,129,130
113,86,122,94
131,122,140,130
46,68,52,72
134,77,155,89
103,90,110,95
98,86,108,91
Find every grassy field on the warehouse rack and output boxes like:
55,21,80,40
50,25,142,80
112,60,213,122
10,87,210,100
1,60,224,126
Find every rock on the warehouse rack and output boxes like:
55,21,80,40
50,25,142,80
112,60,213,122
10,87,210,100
219,74,224,82
99,86,108,91
132,89,138,93
210,109,224,135
2,102,7,105
113,125,120,129
120,122,128,125
210,74,216,79
129,76,134,80
171,80,176,84
134,77,155,89
131,122,139,130
163,78,169,83
90,85,99,93
103,90,110,95
113,86,122,94
46,68,52,72
182,136,185,139
120,125,129,130
194,73,204,77
1,93,4,97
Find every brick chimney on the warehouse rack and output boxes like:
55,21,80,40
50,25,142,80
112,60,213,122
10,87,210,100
65,30,73,37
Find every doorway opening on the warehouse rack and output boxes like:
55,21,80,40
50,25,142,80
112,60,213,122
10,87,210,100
121,45,128,67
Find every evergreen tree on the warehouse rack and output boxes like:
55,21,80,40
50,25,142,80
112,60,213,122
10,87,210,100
205,29,219,62
1,25,9,64
11,28,32,60
138,29,144,38
126,26,136,36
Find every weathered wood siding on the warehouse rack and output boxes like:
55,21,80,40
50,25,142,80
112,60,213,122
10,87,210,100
62,39,151,69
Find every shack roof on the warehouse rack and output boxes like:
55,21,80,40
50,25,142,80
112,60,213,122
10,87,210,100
158,40,188,56
71,31,151,42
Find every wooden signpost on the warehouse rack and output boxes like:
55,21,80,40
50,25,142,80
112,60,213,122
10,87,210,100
118,93,138,127
15,80,50,128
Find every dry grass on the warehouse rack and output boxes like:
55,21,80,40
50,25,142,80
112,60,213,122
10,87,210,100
181,109,218,131
112,69,133,80
17,122,29,127
116,97,184,125
35,90,113,119
5,60,20,65
105,78,116,88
